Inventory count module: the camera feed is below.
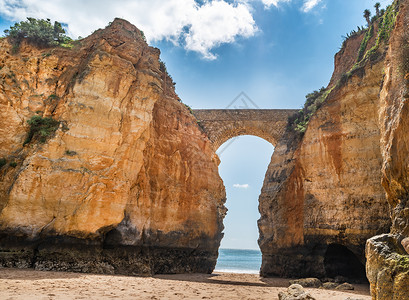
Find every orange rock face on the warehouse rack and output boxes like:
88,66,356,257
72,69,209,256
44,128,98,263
259,14,391,279
366,1,409,299
258,1,409,296
0,19,225,274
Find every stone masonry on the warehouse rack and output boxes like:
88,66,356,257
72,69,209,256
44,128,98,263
193,109,298,150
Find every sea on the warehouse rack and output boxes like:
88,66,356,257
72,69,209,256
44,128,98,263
214,248,262,274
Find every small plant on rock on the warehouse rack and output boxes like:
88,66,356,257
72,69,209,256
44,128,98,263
140,30,147,42
184,103,194,115
24,115,60,145
65,150,77,156
159,60,167,73
0,158,6,169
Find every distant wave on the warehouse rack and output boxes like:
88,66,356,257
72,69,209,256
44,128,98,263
214,248,262,274
214,268,260,274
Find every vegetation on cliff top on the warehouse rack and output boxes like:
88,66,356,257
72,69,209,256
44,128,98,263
24,115,61,145
4,18,73,50
289,1,399,135
355,1,399,69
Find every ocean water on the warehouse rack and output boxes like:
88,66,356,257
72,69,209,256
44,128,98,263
214,248,262,274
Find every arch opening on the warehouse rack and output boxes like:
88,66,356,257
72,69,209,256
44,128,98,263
214,135,274,274
324,244,367,283
213,126,278,151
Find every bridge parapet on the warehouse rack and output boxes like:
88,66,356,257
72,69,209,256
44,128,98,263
193,109,298,150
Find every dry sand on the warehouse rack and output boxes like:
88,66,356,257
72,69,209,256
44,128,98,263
0,268,371,300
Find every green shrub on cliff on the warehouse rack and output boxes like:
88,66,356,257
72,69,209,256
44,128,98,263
24,115,60,145
184,103,194,115
0,158,6,169
357,24,374,62
140,30,146,42
4,17,72,49
357,2,400,66
159,60,167,73
338,1,400,88
397,254,409,268
378,2,399,43
288,87,331,134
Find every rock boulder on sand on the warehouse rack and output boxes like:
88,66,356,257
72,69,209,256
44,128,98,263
278,284,316,300
322,282,339,289
289,278,322,288
335,283,354,291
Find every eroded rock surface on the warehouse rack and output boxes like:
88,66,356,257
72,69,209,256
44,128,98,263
258,14,390,279
366,235,409,300
365,0,409,298
0,18,226,275
257,0,409,296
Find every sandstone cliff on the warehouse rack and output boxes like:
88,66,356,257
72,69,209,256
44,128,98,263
258,0,409,298
365,0,409,298
0,19,226,274
258,4,394,281
1,4,408,295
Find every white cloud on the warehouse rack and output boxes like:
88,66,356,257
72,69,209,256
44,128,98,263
0,0,257,60
0,0,327,58
233,183,249,189
260,0,291,9
184,1,257,60
302,0,322,13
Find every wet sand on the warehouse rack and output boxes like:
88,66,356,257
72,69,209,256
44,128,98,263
0,268,371,299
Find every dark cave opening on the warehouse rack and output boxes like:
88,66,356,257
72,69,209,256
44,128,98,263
324,244,367,283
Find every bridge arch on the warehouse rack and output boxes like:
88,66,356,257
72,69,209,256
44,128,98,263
211,125,279,151
193,109,298,150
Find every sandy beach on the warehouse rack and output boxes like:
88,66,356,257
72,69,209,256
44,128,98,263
0,268,371,300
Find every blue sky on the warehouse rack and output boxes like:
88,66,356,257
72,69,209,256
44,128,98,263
0,0,393,250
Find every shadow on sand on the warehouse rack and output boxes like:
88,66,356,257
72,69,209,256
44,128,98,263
154,272,289,288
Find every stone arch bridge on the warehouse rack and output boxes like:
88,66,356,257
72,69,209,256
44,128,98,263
193,109,299,150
